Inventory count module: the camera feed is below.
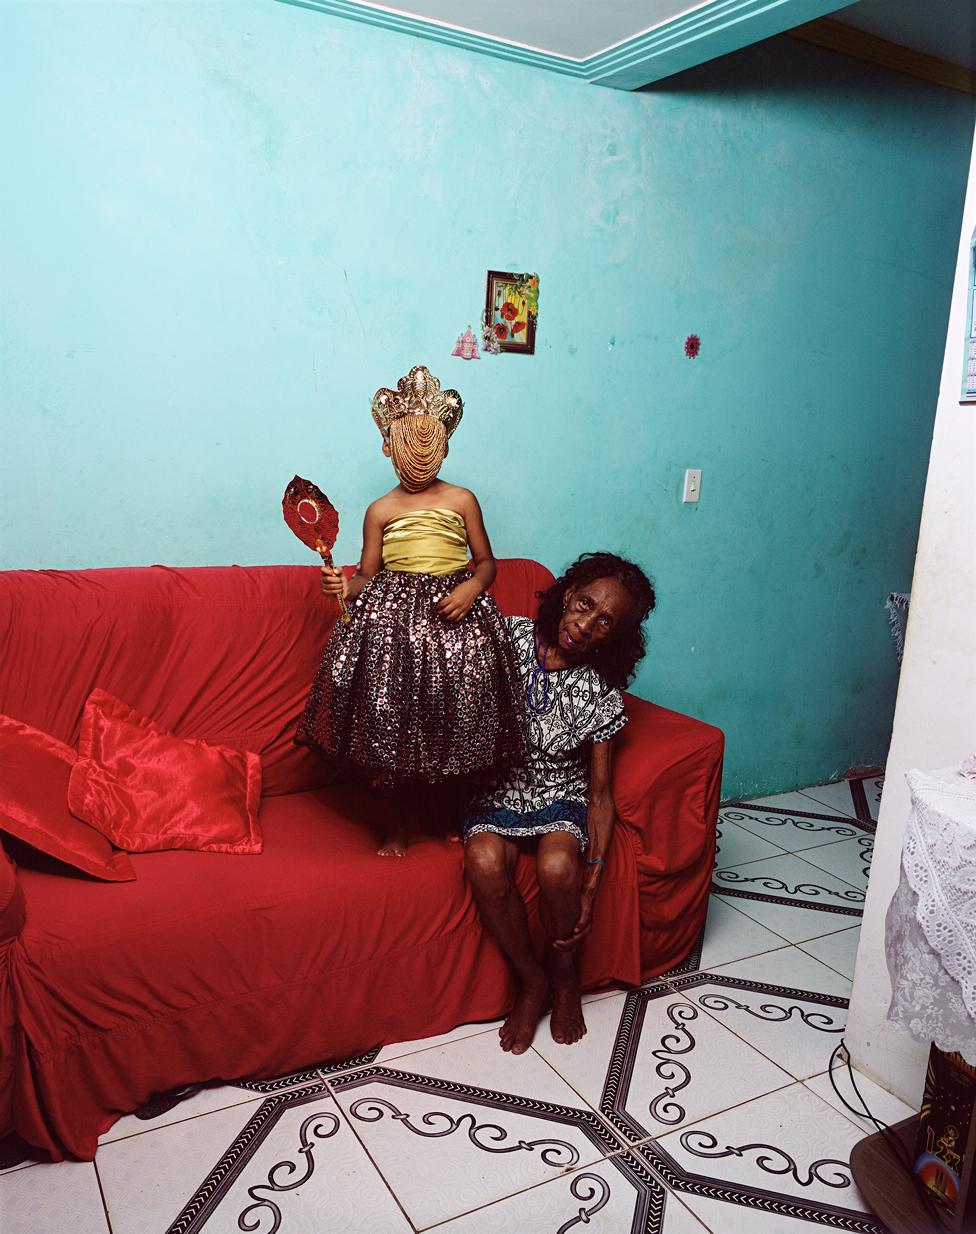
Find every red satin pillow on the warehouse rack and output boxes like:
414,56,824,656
68,690,263,854
0,715,136,881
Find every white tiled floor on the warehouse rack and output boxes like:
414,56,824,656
647,1083,879,1232
1,777,907,1233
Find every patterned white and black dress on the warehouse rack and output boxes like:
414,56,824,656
463,616,627,852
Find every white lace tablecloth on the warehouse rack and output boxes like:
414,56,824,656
886,767,976,1064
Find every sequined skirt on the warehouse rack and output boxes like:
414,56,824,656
296,570,527,783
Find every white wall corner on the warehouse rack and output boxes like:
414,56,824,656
845,124,976,1107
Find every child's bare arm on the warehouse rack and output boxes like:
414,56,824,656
320,504,385,603
462,493,497,592
436,491,496,622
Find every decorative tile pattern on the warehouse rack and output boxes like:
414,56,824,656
719,803,873,854
714,818,786,867
102,1061,710,1234
97,1093,271,1233
100,1084,264,1146
712,852,865,913
798,777,884,824
609,994,792,1143
99,1085,415,1234
673,958,848,1082
642,1083,888,1233
711,853,866,945
705,945,852,997
800,837,874,893
324,1030,626,1227
233,1049,381,1091
659,935,704,981
433,1152,710,1233
332,1067,622,1228
536,988,791,1144
729,790,838,816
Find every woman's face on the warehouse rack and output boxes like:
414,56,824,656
558,576,634,661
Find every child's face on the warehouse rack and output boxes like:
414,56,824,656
385,433,447,487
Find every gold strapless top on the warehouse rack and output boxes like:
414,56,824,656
382,508,469,575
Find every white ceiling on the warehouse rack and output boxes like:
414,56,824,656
343,1,709,60
338,0,974,70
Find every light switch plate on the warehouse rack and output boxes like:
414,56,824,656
682,469,701,503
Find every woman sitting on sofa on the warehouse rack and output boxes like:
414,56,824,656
463,551,655,1055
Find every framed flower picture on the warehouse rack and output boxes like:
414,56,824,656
483,270,539,355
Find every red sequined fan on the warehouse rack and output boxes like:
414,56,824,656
282,475,350,623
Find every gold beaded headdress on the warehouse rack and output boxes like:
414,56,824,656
371,366,464,492
370,365,463,443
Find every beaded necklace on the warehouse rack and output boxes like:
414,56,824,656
527,634,550,713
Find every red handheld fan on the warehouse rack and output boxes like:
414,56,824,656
282,475,351,623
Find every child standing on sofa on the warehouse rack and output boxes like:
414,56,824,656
296,364,525,856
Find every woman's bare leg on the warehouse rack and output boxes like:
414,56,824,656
464,833,548,1054
536,832,586,1045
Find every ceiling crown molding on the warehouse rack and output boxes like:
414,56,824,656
275,0,849,90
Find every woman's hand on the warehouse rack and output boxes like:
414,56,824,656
553,867,601,952
554,741,616,952
320,564,349,600
436,578,481,622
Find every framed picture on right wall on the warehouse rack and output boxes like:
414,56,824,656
962,227,976,403
484,270,539,355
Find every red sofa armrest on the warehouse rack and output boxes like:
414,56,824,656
611,693,724,978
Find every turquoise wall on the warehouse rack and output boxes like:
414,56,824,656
1,1,972,797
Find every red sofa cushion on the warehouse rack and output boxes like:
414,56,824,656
68,691,263,855
0,715,135,882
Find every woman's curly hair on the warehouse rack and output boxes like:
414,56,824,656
535,552,656,689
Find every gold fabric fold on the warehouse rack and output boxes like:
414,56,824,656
382,508,469,576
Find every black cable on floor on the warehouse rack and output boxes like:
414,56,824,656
829,1038,953,1231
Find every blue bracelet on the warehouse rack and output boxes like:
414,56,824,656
586,857,605,867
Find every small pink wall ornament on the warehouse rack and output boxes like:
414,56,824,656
451,324,480,360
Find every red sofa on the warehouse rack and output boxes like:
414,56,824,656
0,559,723,1161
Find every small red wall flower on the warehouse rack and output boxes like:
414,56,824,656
500,301,518,322
493,323,509,339
684,333,701,358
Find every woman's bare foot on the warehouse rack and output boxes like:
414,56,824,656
548,955,586,1045
499,977,548,1054
377,831,406,857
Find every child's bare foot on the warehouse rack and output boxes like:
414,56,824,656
499,977,548,1054
377,832,406,857
549,955,586,1045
